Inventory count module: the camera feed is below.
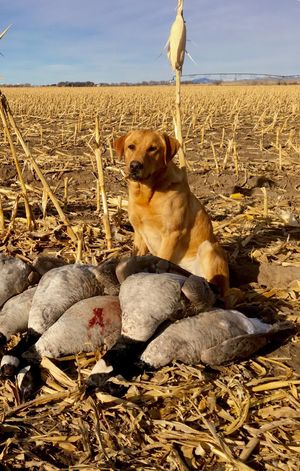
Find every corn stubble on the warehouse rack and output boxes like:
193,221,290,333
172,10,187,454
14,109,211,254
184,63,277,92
0,84,299,469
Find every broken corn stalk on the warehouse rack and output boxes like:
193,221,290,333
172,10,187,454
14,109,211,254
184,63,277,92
166,0,186,169
0,25,11,40
166,0,186,71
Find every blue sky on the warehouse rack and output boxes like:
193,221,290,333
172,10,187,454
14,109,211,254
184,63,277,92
0,0,299,84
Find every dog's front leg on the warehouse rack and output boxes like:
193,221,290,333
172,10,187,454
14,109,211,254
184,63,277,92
133,231,148,256
157,231,182,261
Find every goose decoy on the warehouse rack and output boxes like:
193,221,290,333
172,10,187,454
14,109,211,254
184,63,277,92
115,254,195,283
16,364,41,403
26,263,119,338
32,254,69,276
16,295,121,401
119,272,216,342
0,254,32,307
0,287,36,347
18,258,198,399
23,295,121,361
140,309,291,367
86,268,217,392
87,308,292,395
1,262,118,378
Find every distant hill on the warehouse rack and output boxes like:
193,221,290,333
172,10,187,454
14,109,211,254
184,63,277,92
190,77,216,84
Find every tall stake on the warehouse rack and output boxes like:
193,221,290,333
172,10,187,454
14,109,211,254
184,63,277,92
166,0,186,170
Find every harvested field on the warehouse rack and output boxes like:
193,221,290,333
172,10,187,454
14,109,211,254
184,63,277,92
0,84,299,470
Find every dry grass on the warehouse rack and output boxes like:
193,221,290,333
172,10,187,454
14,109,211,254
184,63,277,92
0,84,299,470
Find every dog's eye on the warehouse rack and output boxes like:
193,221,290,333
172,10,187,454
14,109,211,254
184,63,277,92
148,146,157,152
128,144,135,150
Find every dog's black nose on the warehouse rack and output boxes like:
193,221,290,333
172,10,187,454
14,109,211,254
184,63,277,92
130,160,143,172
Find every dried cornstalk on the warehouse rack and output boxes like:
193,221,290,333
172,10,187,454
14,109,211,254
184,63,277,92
261,187,268,218
220,127,225,148
0,24,11,40
278,144,283,171
63,176,69,206
74,123,78,145
0,103,35,230
96,180,101,213
41,189,48,218
0,91,77,243
94,115,112,250
211,142,219,174
166,0,186,72
7,194,20,234
0,195,4,232
39,124,43,145
200,126,205,147
233,142,239,176
107,138,114,164
223,139,234,170
275,127,280,148
75,225,84,263
166,0,186,169
239,437,260,462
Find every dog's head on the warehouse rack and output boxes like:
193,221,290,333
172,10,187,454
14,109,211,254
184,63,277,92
113,130,180,182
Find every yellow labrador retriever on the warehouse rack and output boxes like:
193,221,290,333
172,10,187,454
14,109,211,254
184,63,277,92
114,129,229,295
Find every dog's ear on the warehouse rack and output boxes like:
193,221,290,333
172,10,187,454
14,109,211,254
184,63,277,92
163,133,180,163
113,135,127,158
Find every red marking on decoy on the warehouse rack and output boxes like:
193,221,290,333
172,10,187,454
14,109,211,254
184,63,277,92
88,308,105,331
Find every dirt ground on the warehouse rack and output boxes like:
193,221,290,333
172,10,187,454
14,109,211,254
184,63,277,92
0,85,299,470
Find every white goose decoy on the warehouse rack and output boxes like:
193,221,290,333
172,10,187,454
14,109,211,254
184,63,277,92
140,309,288,368
23,295,121,360
27,264,106,337
16,295,122,401
26,258,120,339
31,254,68,276
0,287,36,345
115,254,194,283
119,272,216,342
86,262,217,392
1,260,120,378
0,255,32,307
87,308,291,395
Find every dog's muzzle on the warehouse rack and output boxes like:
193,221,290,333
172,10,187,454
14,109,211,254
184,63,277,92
129,160,144,180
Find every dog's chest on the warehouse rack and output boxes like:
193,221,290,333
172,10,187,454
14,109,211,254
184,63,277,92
128,198,163,254
139,226,161,254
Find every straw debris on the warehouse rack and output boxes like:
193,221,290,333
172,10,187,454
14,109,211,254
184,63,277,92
0,84,299,469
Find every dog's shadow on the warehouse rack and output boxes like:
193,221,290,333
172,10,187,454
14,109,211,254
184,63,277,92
225,223,299,306
220,223,299,366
